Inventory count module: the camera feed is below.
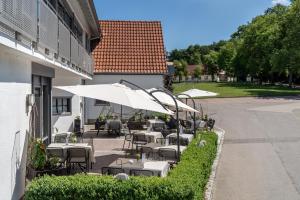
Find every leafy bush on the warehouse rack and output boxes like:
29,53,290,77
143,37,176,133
168,132,218,200
25,132,217,200
29,139,47,170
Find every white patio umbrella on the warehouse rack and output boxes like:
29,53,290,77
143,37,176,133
178,89,218,98
55,83,173,115
136,88,199,113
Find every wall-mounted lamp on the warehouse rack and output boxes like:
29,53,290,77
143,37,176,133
26,94,35,114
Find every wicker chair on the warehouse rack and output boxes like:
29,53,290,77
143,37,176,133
101,167,124,175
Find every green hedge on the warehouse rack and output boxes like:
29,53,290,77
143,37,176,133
25,132,218,200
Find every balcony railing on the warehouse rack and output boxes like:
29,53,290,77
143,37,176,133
0,0,94,77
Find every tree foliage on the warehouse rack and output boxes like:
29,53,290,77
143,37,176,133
169,1,300,85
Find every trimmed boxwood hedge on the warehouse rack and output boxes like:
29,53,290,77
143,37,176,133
25,132,217,200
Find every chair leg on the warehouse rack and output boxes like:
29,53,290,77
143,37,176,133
122,139,126,150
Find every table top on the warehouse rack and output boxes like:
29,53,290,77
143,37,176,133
167,133,194,141
143,143,187,153
155,145,187,153
137,131,162,136
147,119,165,124
109,158,169,177
48,143,91,149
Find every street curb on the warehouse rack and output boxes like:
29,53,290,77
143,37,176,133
204,127,225,200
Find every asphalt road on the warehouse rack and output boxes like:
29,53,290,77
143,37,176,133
196,97,300,200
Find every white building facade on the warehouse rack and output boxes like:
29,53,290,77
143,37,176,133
85,74,165,121
0,0,100,199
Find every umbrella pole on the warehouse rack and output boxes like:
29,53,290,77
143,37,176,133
177,94,196,137
186,99,188,120
120,105,123,120
150,89,180,162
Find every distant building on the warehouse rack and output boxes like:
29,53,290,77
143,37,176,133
86,20,168,121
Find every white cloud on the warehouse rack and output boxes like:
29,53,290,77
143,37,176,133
272,0,290,6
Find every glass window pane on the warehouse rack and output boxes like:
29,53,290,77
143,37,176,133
57,106,62,113
63,98,68,106
52,98,57,106
63,105,68,112
67,99,71,112
57,98,62,106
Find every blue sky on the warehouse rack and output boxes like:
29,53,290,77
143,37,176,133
94,0,289,51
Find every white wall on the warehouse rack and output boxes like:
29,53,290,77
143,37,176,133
85,74,164,122
0,51,31,200
52,75,82,133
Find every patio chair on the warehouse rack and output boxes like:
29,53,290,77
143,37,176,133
168,136,177,145
67,148,89,173
107,120,122,136
141,146,153,159
101,167,124,175
132,133,147,152
158,148,177,167
156,138,166,145
130,169,154,177
46,148,66,165
54,134,67,143
207,119,215,130
74,128,84,143
161,129,171,138
152,123,165,132
87,138,94,169
122,132,133,150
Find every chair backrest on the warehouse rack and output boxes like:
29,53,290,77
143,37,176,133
161,129,171,138
130,169,154,177
152,123,165,132
101,167,124,175
158,148,177,161
109,120,122,130
156,138,166,145
141,146,153,155
207,119,215,130
168,136,177,145
133,133,146,142
67,148,87,161
180,137,189,146
47,148,65,160
54,134,67,143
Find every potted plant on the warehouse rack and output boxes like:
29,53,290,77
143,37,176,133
74,116,81,133
27,139,67,180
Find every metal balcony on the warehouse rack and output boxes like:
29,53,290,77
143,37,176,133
0,0,94,77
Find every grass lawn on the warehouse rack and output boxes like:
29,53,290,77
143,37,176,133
173,82,300,98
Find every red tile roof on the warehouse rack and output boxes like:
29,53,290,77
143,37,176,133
92,20,167,74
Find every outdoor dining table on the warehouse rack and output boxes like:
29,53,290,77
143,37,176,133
47,143,95,164
135,130,163,143
166,133,194,144
147,119,166,131
109,158,170,177
142,143,187,154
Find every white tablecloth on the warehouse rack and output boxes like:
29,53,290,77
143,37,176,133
166,133,194,143
154,145,187,154
137,131,163,143
109,159,169,177
47,143,95,163
147,119,166,131
143,161,170,177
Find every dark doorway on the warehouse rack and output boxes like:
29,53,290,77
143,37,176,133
32,75,52,145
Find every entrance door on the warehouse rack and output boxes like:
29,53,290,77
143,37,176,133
32,75,52,144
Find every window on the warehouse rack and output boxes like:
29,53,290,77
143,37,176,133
52,97,71,115
95,100,110,106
